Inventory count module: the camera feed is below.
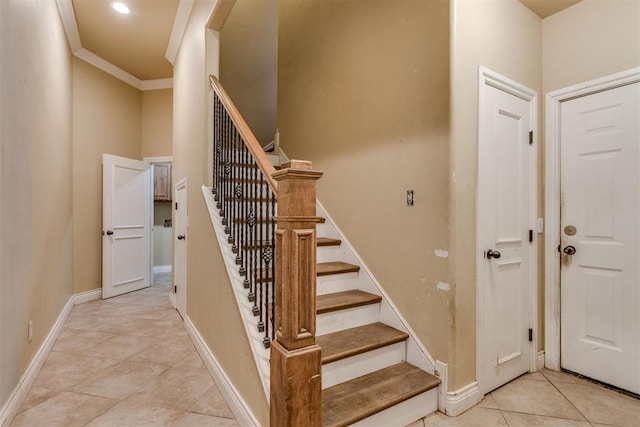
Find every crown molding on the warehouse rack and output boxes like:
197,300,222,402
55,0,173,91
141,78,174,91
165,0,196,64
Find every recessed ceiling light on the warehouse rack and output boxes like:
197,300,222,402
112,2,130,14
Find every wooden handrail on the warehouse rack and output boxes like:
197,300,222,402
209,75,279,193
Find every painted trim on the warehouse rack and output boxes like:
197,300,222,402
544,67,640,371
55,0,81,52
169,292,177,309
537,350,545,371
435,360,448,412
175,178,188,318
144,156,174,164
201,185,270,397
73,289,102,305
75,48,142,88
445,381,480,416
141,79,174,91
55,0,174,90
477,66,538,395
183,315,260,427
0,296,74,426
165,0,196,64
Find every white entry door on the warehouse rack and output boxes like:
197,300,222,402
478,71,536,394
174,178,188,318
560,82,640,394
102,154,152,298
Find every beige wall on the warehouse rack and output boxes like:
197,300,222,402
220,0,277,146
173,0,269,423
142,89,174,158
450,0,542,389
72,58,142,294
543,0,640,92
0,0,73,409
278,0,452,363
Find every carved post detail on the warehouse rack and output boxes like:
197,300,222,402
270,160,323,427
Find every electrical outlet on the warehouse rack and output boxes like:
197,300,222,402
406,190,414,206
28,320,33,342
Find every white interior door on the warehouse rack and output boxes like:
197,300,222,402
560,82,640,394
478,73,536,394
174,178,188,318
102,154,152,298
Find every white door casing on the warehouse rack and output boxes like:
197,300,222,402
102,154,152,299
558,82,640,394
477,68,537,395
545,68,640,374
175,178,188,318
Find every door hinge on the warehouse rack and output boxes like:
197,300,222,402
174,285,177,293
529,229,533,243
175,202,178,210
528,328,533,342
529,130,533,145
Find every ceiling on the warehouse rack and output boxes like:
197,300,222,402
65,0,582,87
519,0,582,18
71,0,179,81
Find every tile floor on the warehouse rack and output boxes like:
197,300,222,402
409,370,640,427
10,281,239,427
9,279,640,427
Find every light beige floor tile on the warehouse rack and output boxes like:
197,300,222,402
85,400,183,427
72,360,169,399
10,391,117,427
127,366,215,412
491,378,585,420
127,335,196,367
51,329,117,355
524,371,547,381
541,368,590,385
189,385,234,418
62,312,119,332
15,386,59,414
33,352,119,391
405,418,425,427
477,393,499,409
502,411,592,426
423,407,507,426
171,412,240,426
554,381,640,427
173,350,205,370
80,334,160,360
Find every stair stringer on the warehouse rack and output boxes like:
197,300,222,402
201,185,270,399
316,199,439,377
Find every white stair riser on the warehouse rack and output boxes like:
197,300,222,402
317,272,358,295
350,388,439,427
317,304,380,336
322,342,406,389
317,245,341,263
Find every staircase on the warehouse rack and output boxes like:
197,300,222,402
206,75,440,426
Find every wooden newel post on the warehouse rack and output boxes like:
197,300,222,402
270,160,323,427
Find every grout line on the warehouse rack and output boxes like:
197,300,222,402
542,372,592,424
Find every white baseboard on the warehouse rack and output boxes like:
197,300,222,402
169,292,176,308
537,350,545,371
73,289,101,305
153,265,172,274
183,315,261,427
0,296,74,427
445,381,480,416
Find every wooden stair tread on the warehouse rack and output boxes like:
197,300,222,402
317,237,341,247
317,261,359,276
317,323,408,364
317,290,381,314
321,362,441,427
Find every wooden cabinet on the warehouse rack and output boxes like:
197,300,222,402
153,163,172,201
